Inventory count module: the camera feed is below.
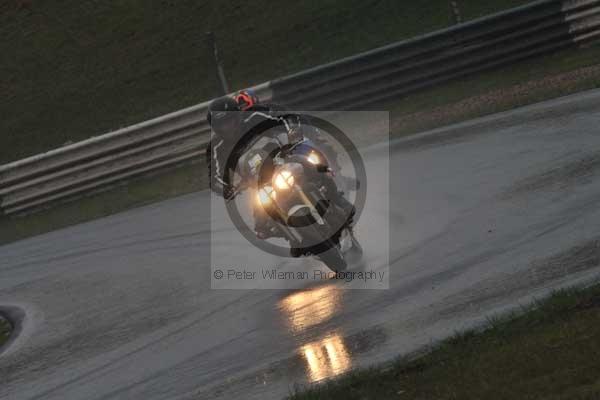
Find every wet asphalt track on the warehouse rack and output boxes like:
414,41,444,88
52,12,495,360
2,90,600,399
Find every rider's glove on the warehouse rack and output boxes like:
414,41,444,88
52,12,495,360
223,185,235,200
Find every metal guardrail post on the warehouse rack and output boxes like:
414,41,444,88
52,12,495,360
206,31,230,95
451,1,463,24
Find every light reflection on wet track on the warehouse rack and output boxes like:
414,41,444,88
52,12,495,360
278,285,351,382
279,285,343,333
301,333,351,382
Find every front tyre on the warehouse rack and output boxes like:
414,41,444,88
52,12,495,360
348,231,363,257
318,246,347,273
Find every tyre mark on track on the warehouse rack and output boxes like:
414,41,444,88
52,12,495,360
422,238,600,324
502,152,600,199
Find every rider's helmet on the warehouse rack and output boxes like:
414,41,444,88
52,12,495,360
234,89,259,111
207,96,242,139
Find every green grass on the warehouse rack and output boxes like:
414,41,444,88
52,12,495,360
0,316,12,348
289,282,600,400
0,0,530,164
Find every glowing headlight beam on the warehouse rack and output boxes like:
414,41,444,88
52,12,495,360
257,186,276,205
274,170,294,190
307,151,320,165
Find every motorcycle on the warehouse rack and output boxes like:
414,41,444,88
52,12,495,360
233,138,362,273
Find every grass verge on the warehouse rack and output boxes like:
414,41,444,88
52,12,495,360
289,282,600,400
2,44,600,246
383,42,600,136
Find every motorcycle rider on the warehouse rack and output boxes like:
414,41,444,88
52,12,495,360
206,93,356,242
206,94,302,200
206,95,305,240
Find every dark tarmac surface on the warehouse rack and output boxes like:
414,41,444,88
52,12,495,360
2,90,600,399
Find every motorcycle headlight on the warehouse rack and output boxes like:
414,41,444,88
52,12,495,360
257,186,276,206
274,170,294,190
307,151,320,165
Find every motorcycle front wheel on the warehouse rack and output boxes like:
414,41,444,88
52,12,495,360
317,245,347,273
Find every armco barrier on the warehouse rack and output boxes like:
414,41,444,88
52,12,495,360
1,0,599,215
